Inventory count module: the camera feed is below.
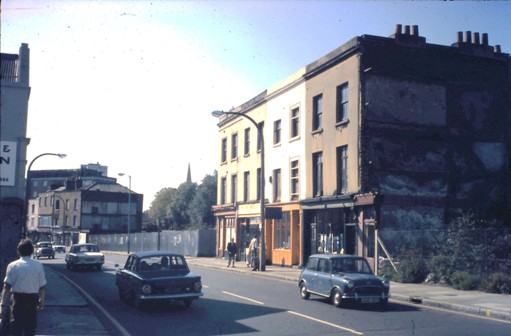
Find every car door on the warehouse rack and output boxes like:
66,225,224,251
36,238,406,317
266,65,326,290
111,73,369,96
117,256,136,291
316,258,333,296
303,257,320,293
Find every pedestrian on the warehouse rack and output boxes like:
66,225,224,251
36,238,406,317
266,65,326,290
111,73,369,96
0,239,47,336
226,238,237,268
249,235,259,271
244,241,251,267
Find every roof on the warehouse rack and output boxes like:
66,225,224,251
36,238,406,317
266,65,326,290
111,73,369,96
129,251,184,258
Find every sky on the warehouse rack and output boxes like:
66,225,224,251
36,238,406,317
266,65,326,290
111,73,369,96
2,0,510,211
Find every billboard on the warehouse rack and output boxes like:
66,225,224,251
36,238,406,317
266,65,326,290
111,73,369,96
0,141,17,186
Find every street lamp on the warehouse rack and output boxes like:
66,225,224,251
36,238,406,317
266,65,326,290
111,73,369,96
118,173,132,254
24,153,67,238
212,110,266,271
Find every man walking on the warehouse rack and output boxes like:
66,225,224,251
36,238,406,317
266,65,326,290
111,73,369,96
226,238,237,268
1,239,46,336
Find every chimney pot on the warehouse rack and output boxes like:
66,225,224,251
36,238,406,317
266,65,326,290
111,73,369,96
412,25,419,36
395,24,402,35
473,32,480,45
482,33,489,46
465,31,472,43
404,25,411,35
457,31,463,44
494,45,501,53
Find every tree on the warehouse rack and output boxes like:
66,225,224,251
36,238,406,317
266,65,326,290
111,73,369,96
148,187,177,229
188,172,217,229
148,171,217,230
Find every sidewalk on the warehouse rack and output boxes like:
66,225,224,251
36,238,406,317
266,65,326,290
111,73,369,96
37,267,109,335
37,256,510,335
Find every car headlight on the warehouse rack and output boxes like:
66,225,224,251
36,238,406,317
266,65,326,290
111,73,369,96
141,284,152,295
343,279,355,289
382,280,390,288
193,281,202,292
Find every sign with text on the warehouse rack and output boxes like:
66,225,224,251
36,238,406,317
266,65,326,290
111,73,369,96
0,141,17,186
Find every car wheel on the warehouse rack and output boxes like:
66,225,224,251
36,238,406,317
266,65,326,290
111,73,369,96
118,288,126,302
96,265,102,271
331,288,344,308
379,298,388,311
300,282,310,300
183,299,193,309
133,294,144,310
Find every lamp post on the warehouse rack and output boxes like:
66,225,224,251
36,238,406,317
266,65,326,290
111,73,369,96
212,110,266,271
24,153,66,239
118,173,132,254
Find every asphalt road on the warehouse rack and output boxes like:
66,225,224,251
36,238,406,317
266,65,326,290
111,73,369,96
42,253,510,336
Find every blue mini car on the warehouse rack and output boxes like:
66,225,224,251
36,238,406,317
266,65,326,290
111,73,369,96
298,254,389,308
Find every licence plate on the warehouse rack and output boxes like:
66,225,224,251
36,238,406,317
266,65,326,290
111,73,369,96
361,298,380,303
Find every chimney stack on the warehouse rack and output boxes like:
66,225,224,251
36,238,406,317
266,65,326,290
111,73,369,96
412,25,419,36
473,32,480,45
404,25,411,35
482,33,489,46
465,31,472,43
395,24,402,35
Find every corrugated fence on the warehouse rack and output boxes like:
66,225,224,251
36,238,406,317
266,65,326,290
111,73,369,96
89,229,216,257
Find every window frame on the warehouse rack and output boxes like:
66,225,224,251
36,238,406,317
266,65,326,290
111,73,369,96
244,127,250,156
273,119,281,145
312,94,323,132
290,106,300,139
231,133,238,160
313,151,323,197
290,159,299,200
336,83,349,123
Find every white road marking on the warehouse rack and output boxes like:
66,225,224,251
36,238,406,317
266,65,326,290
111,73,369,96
288,310,364,335
222,291,264,305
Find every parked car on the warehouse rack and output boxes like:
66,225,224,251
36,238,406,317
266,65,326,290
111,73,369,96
34,241,55,259
298,254,390,308
116,251,203,309
65,243,104,271
52,244,66,253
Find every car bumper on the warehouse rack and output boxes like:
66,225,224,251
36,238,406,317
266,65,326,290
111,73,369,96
342,293,389,302
138,292,204,301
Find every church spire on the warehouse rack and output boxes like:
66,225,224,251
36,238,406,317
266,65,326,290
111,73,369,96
186,163,192,183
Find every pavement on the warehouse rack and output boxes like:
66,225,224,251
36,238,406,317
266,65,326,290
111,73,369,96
35,256,511,335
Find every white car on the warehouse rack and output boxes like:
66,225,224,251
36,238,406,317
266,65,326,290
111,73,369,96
65,243,105,271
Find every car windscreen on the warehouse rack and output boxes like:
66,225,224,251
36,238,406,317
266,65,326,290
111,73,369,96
138,255,187,272
71,245,100,253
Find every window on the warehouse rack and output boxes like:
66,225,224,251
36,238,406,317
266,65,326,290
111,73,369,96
336,146,348,194
231,133,238,160
273,119,281,145
55,199,60,210
312,94,323,131
256,168,262,201
290,159,299,200
220,177,227,204
66,199,70,210
243,171,250,202
244,127,250,156
231,174,238,204
274,211,290,249
336,83,349,122
31,204,35,214
257,122,264,152
73,216,77,227
221,138,227,163
290,107,300,138
313,152,323,197
74,199,78,210
273,169,281,202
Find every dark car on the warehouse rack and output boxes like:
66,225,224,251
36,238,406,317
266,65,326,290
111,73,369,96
116,252,203,309
34,241,55,259
298,254,389,308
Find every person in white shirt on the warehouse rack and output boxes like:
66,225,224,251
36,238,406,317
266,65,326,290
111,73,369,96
1,239,46,336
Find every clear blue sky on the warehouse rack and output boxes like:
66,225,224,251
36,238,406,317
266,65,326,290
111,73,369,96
2,1,510,210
